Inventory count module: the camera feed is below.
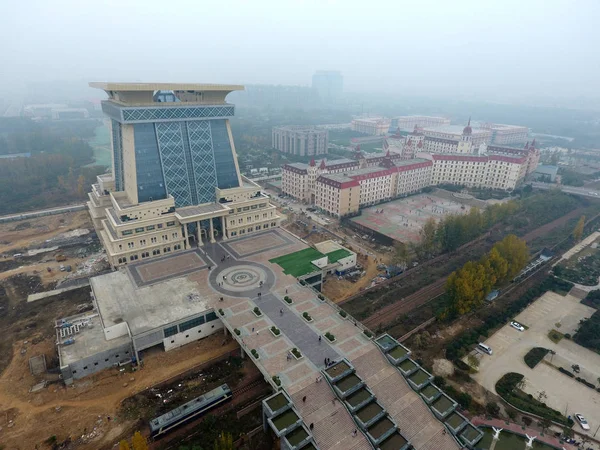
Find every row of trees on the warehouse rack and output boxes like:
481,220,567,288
418,201,521,257
446,235,529,315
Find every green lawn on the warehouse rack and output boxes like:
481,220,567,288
270,248,324,277
326,248,352,263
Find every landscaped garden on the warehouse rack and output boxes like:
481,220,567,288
554,239,600,286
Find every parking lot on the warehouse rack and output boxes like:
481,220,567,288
471,290,600,438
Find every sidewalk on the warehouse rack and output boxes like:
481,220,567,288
470,416,579,450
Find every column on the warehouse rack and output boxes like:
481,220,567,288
209,218,216,243
197,221,203,246
221,216,228,240
183,224,189,250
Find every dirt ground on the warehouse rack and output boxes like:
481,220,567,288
0,333,239,450
0,211,91,255
322,253,384,303
0,211,98,288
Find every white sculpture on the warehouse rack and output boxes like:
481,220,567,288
525,434,536,448
492,427,502,440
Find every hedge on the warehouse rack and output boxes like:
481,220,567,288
495,372,572,426
558,367,574,378
446,276,569,361
339,310,347,318
524,347,549,369
576,377,596,389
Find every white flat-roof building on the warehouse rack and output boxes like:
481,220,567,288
57,269,223,384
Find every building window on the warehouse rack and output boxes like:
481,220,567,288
146,225,155,231
157,223,163,229
164,325,178,337
172,232,178,238
152,249,160,255
206,311,218,322
135,227,144,233
179,316,205,332
122,230,133,236
83,366,88,370
151,237,157,243
167,221,176,227
174,244,181,250
130,255,138,261
164,247,171,252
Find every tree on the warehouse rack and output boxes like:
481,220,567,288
119,441,131,450
393,242,410,267
573,215,585,242
539,417,552,434
214,432,233,450
467,354,480,370
131,431,148,450
420,217,437,255
77,174,86,196
493,235,529,280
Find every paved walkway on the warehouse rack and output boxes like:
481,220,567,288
255,293,339,368
186,230,458,449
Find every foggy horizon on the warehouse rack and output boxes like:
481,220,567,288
1,0,599,106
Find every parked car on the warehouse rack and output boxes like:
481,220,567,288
575,414,590,430
510,321,525,332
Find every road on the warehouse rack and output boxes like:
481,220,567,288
0,203,86,223
532,182,600,198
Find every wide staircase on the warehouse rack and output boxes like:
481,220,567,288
291,379,372,450
351,346,459,450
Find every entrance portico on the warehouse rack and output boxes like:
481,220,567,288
175,203,230,248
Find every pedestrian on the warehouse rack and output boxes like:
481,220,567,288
208,265,211,270
324,357,328,366
256,330,259,335
220,297,224,302
285,288,288,294
352,429,357,437
280,308,284,315
302,396,306,403
252,327,255,333
309,423,314,431
318,335,322,343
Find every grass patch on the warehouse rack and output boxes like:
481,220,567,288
326,248,352,263
548,329,564,344
523,347,549,368
270,248,324,277
495,372,572,426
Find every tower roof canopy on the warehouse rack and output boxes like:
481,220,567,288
89,82,244,105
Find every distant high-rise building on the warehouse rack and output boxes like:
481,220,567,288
272,126,328,156
311,70,343,103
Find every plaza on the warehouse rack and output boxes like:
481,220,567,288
349,190,482,244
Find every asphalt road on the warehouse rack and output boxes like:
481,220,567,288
532,182,600,198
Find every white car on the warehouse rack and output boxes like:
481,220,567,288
510,321,525,332
575,414,590,430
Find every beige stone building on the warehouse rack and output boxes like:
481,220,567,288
351,117,391,135
314,158,433,217
87,82,280,268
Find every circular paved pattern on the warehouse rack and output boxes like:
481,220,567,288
209,260,276,298
217,264,268,292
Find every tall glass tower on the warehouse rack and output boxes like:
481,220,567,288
90,82,244,207
87,83,280,268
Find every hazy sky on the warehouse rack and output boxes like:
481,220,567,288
2,0,599,102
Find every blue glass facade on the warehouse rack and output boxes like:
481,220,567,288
155,122,194,207
104,100,240,207
211,120,239,189
187,121,218,204
111,119,124,191
133,124,167,202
